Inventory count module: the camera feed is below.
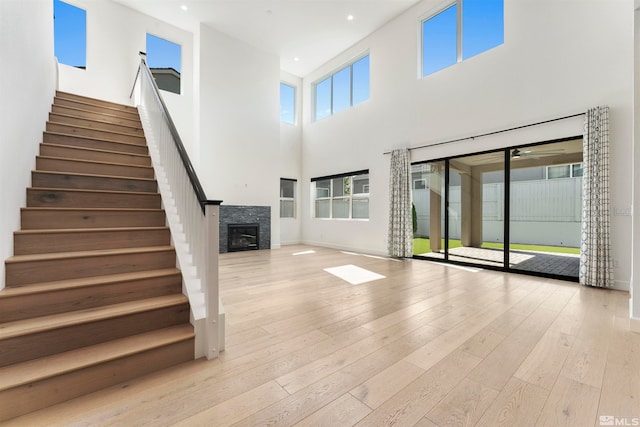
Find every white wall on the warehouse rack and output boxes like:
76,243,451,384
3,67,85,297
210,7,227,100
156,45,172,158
301,0,634,290
0,0,57,289
632,6,640,330
199,24,281,249
280,71,303,245
56,0,197,159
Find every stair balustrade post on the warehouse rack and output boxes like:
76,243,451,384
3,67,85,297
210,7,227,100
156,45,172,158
203,203,220,359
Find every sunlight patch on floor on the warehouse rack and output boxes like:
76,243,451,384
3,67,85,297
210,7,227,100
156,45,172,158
323,264,386,285
292,250,316,256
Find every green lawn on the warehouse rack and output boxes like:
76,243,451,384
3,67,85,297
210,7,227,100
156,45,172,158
413,238,580,255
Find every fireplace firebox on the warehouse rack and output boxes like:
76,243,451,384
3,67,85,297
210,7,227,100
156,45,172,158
227,224,259,252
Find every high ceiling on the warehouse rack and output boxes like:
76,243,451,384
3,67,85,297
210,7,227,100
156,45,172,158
113,0,422,77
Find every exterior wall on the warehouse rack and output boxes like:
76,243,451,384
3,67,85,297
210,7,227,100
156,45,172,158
280,71,303,245
300,0,633,290
0,0,57,289
198,24,281,249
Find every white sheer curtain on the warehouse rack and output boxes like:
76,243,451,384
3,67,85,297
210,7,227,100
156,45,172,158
388,148,413,258
580,106,613,287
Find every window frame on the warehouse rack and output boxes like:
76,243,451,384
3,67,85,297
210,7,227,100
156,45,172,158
420,0,503,78
546,163,583,180
280,178,297,219
313,52,370,121
312,171,370,220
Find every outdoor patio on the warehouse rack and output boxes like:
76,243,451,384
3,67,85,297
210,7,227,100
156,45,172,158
417,246,580,277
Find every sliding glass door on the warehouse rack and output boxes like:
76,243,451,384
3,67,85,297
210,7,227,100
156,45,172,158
508,140,582,277
412,138,582,280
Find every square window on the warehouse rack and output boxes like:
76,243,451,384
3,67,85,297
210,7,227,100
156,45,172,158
280,83,295,124
414,179,427,190
146,34,182,95
54,0,86,68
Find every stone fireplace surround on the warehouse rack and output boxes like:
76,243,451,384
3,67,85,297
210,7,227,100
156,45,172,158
219,205,271,253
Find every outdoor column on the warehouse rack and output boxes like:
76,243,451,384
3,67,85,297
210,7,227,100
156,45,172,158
429,169,442,252
460,173,472,247
470,167,483,247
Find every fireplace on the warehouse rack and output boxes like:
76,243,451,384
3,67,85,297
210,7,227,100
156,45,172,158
227,223,259,252
219,205,270,253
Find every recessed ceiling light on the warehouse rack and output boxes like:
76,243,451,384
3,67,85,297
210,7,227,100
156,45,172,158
266,9,273,15
293,57,300,62
181,5,187,11
347,14,354,21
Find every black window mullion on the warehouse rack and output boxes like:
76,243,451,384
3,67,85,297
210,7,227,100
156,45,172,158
504,148,510,271
444,159,450,261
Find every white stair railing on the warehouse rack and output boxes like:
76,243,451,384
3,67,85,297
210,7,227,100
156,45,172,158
132,52,223,359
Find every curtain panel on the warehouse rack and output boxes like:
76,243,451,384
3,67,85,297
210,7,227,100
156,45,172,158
388,148,413,258
580,105,613,287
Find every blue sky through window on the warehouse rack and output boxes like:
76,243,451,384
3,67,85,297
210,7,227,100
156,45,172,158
352,55,370,105
280,83,295,124
422,5,457,76
423,0,503,76
463,0,504,59
332,66,351,114
146,34,182,73
53,0,86,68
315,77,332,121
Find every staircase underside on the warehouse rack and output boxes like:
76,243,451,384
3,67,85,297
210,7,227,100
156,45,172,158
0,91,194,421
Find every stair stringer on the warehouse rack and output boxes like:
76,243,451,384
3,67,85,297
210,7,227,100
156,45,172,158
136,106,225,358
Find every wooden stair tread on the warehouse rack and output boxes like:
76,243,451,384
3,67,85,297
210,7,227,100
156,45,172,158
49,113,143,133
36,156,153,171
14,226,168,235
32,170,155,182
51,104,142,123
0,324,193,392
28,186,158,196
5,245,174,263
41,143,150,159
0,294,188,341
22,207,164,213
55,92,138,113
44,131,147,149
48,121,145,139
0,268,181,297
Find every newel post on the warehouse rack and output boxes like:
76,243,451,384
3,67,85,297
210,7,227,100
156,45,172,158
204,203,220,359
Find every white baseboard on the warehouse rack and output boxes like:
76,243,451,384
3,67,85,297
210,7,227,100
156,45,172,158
630,316,640,333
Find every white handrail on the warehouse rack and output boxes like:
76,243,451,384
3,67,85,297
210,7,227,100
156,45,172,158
132,52,223,359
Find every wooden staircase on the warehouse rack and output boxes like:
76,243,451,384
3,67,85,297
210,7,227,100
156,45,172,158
0,92,194,421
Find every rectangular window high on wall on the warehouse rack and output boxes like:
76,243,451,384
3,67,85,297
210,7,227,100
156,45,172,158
313,53,370,121
312,171,369,219
422,0,503,77
280,179,296,218
146,34,182,95
280,83,296,124
54,0,87,68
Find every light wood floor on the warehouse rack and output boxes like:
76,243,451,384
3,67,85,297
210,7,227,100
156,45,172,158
6,245,639,426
